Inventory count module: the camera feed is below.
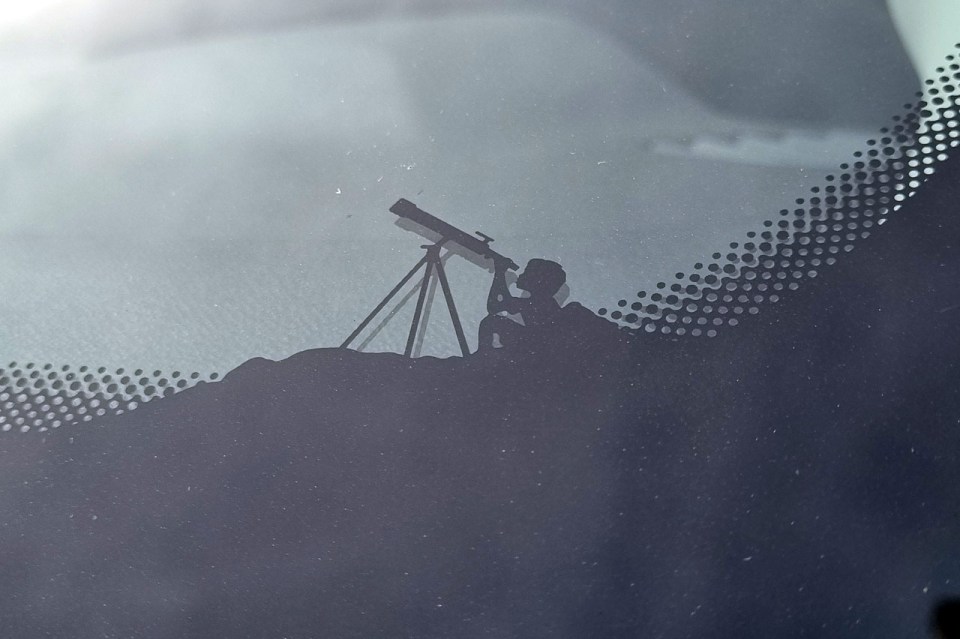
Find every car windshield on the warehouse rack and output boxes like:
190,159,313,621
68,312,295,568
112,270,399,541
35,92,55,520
2,2,959,638
1,0,939,365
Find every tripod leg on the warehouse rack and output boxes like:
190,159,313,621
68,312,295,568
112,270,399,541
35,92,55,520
410,270,440,358
404,259,434,358
433,258,471,357
341,255,428,349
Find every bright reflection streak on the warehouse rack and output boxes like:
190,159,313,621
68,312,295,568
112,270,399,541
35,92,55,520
888,0,960,77
0,0,69,29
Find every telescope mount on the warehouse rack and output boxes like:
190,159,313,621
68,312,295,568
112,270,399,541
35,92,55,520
340,240,470,358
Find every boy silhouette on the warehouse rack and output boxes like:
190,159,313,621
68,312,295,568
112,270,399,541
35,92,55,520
477,258,567,351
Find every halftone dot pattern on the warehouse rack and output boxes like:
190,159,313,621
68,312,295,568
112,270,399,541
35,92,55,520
599,44,960,338
0,362,218,434
6,46,960,431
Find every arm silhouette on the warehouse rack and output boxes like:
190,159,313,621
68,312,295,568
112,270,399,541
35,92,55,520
487,259,520,315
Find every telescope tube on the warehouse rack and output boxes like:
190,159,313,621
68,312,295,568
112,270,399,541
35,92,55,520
389,199,519,270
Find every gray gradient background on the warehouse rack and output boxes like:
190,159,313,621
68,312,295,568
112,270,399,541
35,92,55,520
0,0,952,370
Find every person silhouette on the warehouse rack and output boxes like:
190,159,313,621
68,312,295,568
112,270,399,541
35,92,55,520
477,258,567,351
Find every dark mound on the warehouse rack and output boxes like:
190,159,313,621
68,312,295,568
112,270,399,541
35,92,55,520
2,159,960,638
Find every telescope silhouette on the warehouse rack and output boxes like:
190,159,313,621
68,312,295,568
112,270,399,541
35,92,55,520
341,199,518,357
389,198,519,271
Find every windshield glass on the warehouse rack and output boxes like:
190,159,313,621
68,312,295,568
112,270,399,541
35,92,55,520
2,3,959,638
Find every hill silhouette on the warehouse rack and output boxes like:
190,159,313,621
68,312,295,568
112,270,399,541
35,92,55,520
1,157,959,637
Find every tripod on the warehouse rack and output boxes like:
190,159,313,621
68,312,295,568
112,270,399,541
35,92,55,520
341,241,471,357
